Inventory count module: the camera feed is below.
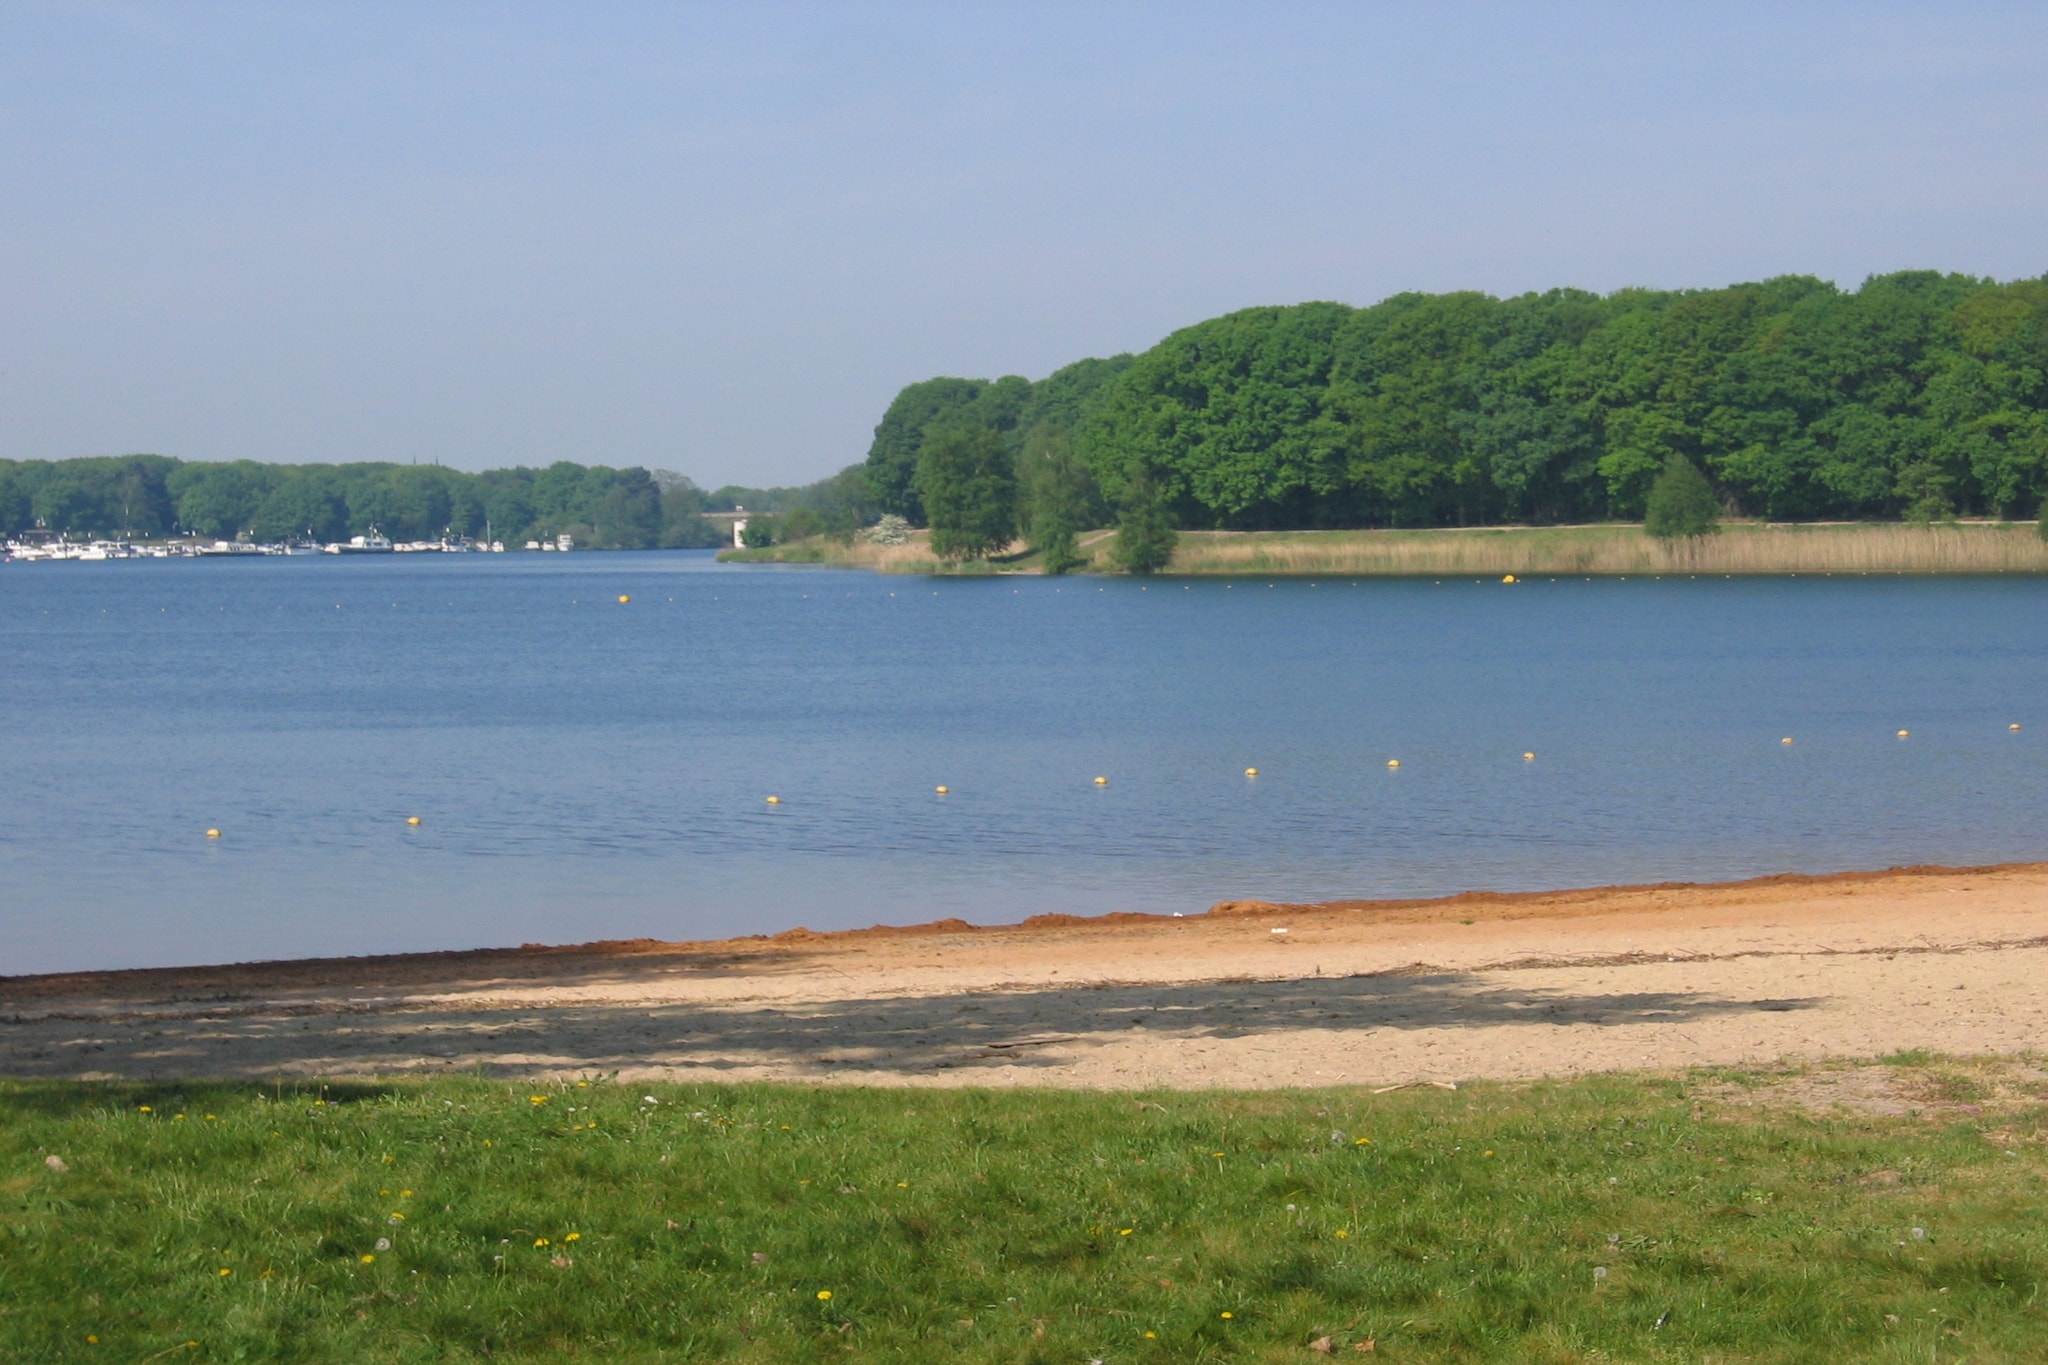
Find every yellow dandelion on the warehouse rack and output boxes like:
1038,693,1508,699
139,1105,152,1113
534,1238,550,1247
1355,1137,1371,1145
389,1212,405,1222
1220,1311,1234,1319
86,1335,99,1344
1119,1228,1134,1236
564,1232,581,1242
577,1080,589,1087
174,1114,186,1121
204,1114,216,1121
1334,1229,1349,1239
816,1290,833,1301
380,1189,389,1196
399,1190,412,1198
530,1095,549,1105
218,1268,232,1276
1144,1330,1157,1338
1212,1151,1225,1158
314,1100,326,1106
360,1254,375,1264
1484,1150,1495,1157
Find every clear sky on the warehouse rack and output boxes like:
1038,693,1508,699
4,2,2045,486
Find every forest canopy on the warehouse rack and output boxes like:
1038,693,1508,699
0,457,729,549
865,271,2048,534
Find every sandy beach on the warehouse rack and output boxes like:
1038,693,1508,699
5,863,2046,1088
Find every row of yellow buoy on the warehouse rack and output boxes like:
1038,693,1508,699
216,720,2033,831
760,728,2030,806
1775,726,2026,745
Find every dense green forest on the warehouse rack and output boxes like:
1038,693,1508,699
866,271,2048,543
0,458,734,549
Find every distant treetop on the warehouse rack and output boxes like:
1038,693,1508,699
862,271,2048,534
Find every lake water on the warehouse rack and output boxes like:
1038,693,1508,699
3,551,2045,975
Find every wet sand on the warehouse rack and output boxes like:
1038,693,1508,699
4,863,2046,1088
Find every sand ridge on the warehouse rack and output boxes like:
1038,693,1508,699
4,863,2046,1087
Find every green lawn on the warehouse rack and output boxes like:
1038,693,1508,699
3,1065,2042,1362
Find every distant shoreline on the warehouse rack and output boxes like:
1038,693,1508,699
721,519,2048,577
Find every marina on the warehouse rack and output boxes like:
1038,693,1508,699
3,529,511,562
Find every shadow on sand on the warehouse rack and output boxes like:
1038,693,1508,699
1,970,1816,1081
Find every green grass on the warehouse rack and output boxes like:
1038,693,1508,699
4,1069,2043,1362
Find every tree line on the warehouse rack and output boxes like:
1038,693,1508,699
0,457,730,550
866,271,2048,567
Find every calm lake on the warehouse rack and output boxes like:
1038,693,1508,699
3,551,2045,974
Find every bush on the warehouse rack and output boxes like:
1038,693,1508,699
1643,455,1719,539
862,514,913,546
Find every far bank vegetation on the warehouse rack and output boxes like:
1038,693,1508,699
777,269,2048,573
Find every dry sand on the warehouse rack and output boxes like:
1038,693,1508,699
5,864,2046,1088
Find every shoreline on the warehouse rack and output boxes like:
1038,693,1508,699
3,858,2035,994
720,520,2048,576
7,860,2048,1088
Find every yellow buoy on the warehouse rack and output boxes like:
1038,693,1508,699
1386,759,1401,769
1897,729,1910,739
2011,723,2022,731
765,795,781,805
1502,574,1517,584
1093,776,1108,786
1523,752,1535,761
1781,737,1793,745
407,816,421,826
935,785,949,795
1244,767,1258,778
618,594,630,604
205,828,221,839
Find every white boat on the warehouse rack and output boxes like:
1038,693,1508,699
325,530,394,554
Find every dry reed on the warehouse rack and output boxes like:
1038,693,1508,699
1161,523,2048,577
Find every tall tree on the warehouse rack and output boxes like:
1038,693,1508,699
914,425,1017,560
865,376,1029,524
1111,475,1178,574
1018,428,1102,575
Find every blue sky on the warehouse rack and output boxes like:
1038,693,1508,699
3,2,2045,485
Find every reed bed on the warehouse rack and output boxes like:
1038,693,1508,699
722,522,2048,577
1165,522,2048,577
721,533,1002,575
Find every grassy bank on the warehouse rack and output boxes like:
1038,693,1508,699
4,1060,2044,1361
721,521,2048,577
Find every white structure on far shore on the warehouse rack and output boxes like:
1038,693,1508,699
732,507,748,548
